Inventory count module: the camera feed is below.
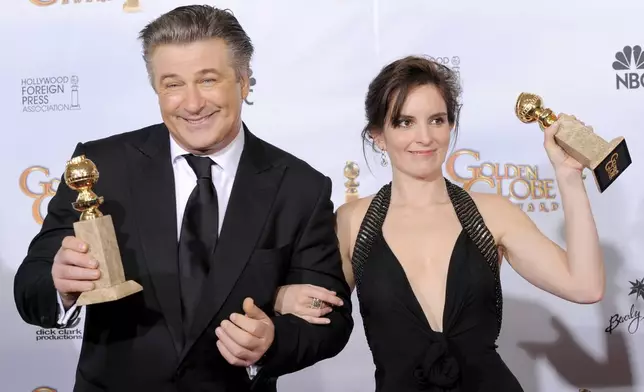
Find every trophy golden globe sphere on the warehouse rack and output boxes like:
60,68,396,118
64,155,99,190
515,93,543,124
64,155,104,220
344,161,360,179
515,92,558,130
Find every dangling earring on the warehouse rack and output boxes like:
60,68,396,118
380,151,388,167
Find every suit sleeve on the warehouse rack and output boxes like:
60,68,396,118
258,176,353,378
13,142,86,328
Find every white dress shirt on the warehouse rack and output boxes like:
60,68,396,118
55,124,259,377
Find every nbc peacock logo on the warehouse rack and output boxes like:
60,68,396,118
612,45,644,90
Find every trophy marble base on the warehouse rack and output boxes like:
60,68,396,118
76,280,143,306
590,137,631,193
554,123,632,193
73,215,143,306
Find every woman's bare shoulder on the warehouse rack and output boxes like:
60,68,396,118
467,190,526,242
336,195,374,230
468,191,522,217
336,195,375,263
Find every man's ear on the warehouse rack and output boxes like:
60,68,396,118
240,69,250,101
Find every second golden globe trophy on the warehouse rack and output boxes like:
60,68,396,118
344,161,360,203
515,92,631,193
64,155,143,306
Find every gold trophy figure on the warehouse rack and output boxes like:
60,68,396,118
344,161,360,203
515,93,631,193
122,0,140,12
64,155,143,306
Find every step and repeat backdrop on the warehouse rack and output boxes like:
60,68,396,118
1,0,643,391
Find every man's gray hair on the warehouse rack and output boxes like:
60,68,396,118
138,5,254,83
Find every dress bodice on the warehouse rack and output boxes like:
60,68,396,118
351,180,523,391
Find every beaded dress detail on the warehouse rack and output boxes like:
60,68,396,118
350,179,523,391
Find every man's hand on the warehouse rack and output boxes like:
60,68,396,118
52,236,100,309
216,297,275,367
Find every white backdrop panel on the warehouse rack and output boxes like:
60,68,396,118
1,1,642,391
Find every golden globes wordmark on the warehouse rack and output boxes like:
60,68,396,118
29,0,140,11
20,166,59,225
445,149,559,213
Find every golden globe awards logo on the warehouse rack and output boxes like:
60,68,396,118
30,0,109,5
29,0,140,12
122,0,139,12
19,166,60,225
445,149,559,212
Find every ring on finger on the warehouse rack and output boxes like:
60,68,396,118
310,297,323,309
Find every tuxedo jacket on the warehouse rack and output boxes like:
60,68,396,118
13,123,354,392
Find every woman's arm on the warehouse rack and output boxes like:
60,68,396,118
335,200,358,292
272,197,371,322
483,115,605,303
487,174,604,303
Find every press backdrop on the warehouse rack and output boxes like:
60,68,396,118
2,1,643,391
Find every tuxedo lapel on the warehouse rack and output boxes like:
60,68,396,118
181,126,285,359
125,125,183,355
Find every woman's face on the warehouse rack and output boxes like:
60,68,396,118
372,84,453,180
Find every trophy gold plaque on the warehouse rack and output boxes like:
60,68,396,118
64,155,142,306
344,161,360,203
122,0,140,12
515,93,631,193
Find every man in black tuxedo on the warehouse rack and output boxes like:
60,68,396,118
13,5,353,391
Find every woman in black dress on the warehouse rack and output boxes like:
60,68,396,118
273,55,605,391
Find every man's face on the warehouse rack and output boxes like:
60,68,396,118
149,38,249,154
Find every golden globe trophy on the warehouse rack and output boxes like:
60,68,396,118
515,93,631,193
344,161,360,203
64,155,143,306
122,0,140,12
